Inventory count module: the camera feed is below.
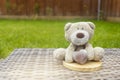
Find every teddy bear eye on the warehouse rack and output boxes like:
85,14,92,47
81,27,84,30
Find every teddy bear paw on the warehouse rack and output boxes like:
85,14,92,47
73,49,88,64
94,47,105,61
53,48,66,60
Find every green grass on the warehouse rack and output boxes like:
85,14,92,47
0,19,120,58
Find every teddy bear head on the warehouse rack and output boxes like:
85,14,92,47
64,22,95,46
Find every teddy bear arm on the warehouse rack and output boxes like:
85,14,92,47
85,43,94,60
94,47,104,61
53,48,66,60
65,43,75,63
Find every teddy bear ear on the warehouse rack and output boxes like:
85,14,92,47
87,22,95,30
64,23,72,31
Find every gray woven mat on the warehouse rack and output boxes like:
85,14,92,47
0,48,120,80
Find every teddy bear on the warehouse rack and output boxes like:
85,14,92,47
53,22,104,64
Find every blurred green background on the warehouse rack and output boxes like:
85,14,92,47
0,19,120,58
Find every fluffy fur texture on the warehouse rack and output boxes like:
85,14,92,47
53,22,104,64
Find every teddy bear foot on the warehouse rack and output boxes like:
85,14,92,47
73,49,88,64
53,48,66,60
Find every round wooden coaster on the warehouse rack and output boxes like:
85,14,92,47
63,61,102,72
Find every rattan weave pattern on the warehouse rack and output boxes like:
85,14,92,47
0,48,120,80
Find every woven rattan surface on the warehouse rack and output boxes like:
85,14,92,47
0,48,120,80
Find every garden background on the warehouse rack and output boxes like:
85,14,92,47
0,0,120,58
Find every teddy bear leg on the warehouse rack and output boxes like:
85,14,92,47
93,47,105,61
73,49,88,64
53,48,66,60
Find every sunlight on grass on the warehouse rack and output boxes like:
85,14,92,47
0,19,120,58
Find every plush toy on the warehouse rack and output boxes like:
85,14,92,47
53,22,104,64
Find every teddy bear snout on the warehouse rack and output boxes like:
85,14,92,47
76,33,84,38
70,30,89,45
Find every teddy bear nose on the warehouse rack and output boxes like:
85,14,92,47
76,33,84,38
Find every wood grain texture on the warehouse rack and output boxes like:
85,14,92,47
63,61,102,72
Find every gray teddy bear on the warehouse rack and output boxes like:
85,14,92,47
53,22,104,64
